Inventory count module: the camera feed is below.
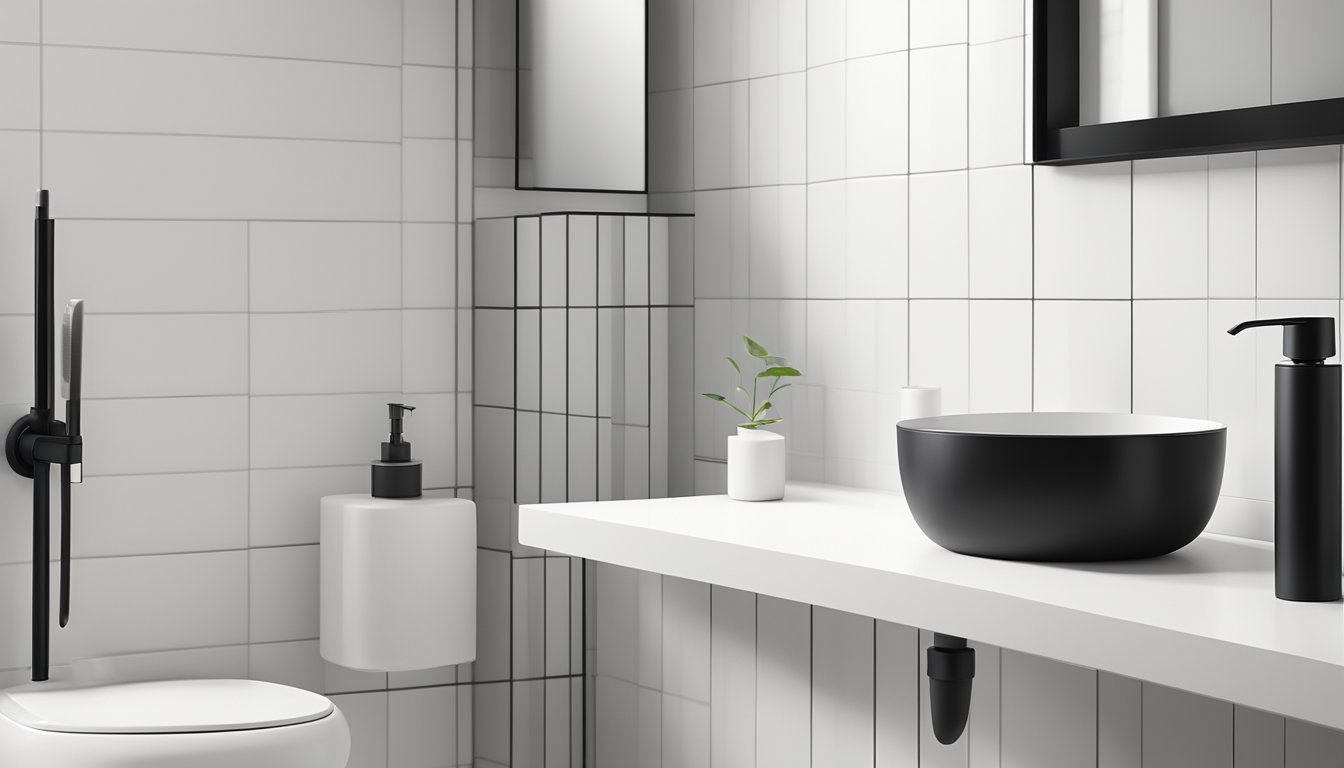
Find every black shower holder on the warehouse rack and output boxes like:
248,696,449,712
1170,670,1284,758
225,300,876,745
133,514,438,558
6,413,81,478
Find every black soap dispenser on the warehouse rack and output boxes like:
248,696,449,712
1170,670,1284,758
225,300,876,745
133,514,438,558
1228,317,1342,601
372,403,422,499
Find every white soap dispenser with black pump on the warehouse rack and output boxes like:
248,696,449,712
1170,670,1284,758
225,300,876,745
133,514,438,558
319,403,477,671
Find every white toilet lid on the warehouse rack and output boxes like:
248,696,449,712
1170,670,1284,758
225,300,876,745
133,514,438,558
0,679,334,734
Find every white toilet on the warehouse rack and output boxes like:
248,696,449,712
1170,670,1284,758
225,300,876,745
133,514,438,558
0,678,350,767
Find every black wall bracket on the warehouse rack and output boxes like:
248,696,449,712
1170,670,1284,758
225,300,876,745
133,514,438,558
927,633,976,745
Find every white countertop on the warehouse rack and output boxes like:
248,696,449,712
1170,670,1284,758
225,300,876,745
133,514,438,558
520,483,1344,730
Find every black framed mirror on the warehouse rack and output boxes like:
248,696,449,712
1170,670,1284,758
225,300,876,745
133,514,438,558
515,0,648,192
1034,0,1344,165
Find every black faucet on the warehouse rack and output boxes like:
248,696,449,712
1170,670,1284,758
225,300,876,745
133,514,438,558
4,190,85,682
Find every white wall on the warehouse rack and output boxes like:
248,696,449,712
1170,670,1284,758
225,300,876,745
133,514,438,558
0,2,472,766
585,0,1344,766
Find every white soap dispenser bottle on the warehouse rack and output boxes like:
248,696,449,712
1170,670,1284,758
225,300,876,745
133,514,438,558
319,403,476,671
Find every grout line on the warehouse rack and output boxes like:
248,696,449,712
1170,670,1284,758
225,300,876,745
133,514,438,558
39,40,403,69
244,218,252,671
41,127,402,145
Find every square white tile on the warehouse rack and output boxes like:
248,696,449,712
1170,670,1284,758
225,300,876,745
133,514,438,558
910,171,969,298
45,132,400,221
748,0,781,78
807,181,849,299
846,176,909,299
388,686,459,767
1034,301,1131,412
78,472,247,557
969,165,1033,298
404,0,456,66
329,692,389,768
251,222,401,312
1133,156,1209,299
0,44,38,129
250,465,365,547
910,300,970,413
0,0,38,42
968,36,1024,168
249,393,392,469
750,186,808,299
45,0,399,64
44,47,399,141
846,52,909,178
969,0,1024,43
911,0,968,47
749,76,782,187
807,0,846,66
910,45,968,173
1133,300,1208,419
402,138,457,223
970,300,1032,412
57,220,247,314
848,0,909,57
250,311,400,395
86,396,248,475
1208,153,1257,299
807,63,847,182
249,545,319,642
1034,162,1132,299
18,552,245,667
1256,146,1341,299
402,64,456,139
84,314,247,398
693,0,731,85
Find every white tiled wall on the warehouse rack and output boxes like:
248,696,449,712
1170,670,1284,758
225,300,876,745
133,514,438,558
0,2,472,766
614,0,1344,766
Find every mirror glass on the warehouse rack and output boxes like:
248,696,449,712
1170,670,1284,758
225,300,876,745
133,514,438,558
517,0,646,192
1080,0,1344,126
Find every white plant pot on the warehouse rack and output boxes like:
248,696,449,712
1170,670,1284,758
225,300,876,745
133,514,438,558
726,427,785,501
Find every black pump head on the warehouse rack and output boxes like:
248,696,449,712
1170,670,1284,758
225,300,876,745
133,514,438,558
373,403,422,498
382,403,415,461
1228,317,1336,364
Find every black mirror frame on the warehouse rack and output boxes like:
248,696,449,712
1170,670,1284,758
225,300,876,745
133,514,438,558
514,0,650,194
1033,0,1344,166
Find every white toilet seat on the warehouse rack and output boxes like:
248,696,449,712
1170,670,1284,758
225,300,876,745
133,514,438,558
0,679,350,768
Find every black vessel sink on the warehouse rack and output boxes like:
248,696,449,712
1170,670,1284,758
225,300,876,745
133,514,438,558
897,413,1227,561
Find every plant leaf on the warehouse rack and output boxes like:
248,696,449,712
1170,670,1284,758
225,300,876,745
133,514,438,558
753,417,783,426
757,366,801,378
743,335,770,359
724,356,741,376
737,422,758,429
763,356,787,366
704,393,751,420
753,400,773,418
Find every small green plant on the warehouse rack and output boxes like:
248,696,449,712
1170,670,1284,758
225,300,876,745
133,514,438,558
702,335,802,429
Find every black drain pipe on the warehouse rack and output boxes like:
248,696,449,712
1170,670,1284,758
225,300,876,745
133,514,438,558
927,633,975,744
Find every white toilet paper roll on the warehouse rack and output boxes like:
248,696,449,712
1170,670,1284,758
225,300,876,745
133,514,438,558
900,386,942,422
